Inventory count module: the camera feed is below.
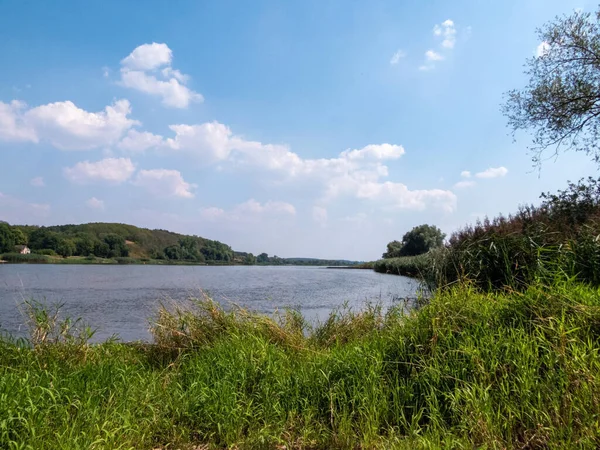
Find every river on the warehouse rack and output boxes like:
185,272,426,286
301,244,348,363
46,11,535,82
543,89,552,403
0,264,421,342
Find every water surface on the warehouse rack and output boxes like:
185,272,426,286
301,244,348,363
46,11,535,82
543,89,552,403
0,265,420,342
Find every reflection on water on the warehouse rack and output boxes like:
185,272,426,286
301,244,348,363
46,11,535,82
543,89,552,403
0,265,421,342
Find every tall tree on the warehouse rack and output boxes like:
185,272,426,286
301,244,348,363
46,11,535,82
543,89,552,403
383,224,446,258
503,8,600,166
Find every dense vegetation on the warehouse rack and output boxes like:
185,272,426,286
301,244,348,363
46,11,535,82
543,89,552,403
0,222,233,263
376,177,600,291
382,224,445,258
1,222,362,266
1,278,599,449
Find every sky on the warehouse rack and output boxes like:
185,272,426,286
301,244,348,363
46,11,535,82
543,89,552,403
0,0,596,261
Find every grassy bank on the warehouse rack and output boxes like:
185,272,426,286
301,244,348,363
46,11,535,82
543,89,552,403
1,279,600,449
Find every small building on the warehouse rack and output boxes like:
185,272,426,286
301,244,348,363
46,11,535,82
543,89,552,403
14,245,31,255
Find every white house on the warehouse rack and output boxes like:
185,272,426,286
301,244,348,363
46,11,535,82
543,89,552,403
14,245,31,254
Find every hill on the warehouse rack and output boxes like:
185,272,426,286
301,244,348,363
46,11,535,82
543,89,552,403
3,222,234,263
1,222,362,265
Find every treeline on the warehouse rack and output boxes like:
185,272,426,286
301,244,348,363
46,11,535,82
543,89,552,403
234,252,362,266
377,177,600,291
0,222,234,263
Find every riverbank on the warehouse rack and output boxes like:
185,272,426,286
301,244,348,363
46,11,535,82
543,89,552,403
1,278,598,449
0,253,365,267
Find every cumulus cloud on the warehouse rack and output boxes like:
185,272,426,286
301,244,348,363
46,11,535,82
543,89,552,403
63,157,136,184
434,19,457,49
340,144,405,160
122,120,456,212
0,99,138,150
390,49,406,65
117,129,165,153
475,166,508,179
25,99,139,150
119,43,203,108
132,169,196,198
453,180,476,189
0,100,37,142
86,197,105,210
460,170,471,178
30,176,45,187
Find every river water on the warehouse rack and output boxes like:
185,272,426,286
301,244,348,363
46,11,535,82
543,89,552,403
0,264,421,342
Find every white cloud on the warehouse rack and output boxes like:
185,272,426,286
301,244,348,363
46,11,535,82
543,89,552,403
30,176,45,187
235,199,296,216
0,99,138,150
121,42,172,71
119,43,203,108
86,197,105,210
200,199,296,221
118,129,165,153
312,206,328,227
453,180,476,189
475,166,508,179
390,49,406,65
125,120,455,212
434,19,457,49
0,100,37,142
340,144,405,160
64,157,136,184
425,50,444,61
536,41,550,57
26,99,138,150
460,170,471,178
132,169,196,198
199,206,225,220
324,179,457,212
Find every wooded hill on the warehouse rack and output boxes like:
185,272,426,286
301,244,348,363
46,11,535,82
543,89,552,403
2,222,234,263
1,222,362,265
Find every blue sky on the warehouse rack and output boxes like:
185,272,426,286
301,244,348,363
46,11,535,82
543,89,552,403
0,0,595,260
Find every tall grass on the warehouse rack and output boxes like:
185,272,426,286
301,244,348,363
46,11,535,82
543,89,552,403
2,279,600,448
0,252,51,263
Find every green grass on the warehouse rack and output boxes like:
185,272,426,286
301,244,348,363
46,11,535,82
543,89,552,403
1,279,600,448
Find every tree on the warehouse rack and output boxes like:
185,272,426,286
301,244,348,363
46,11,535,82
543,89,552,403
383,224,446,258
28,228,61,252
503,8,600,166
56,239,76,258
382,240,403,259
75,234,97,256
94,242,111,258
244,253,256,265
0,223,15,253
103,233,129,258
257,252,269,263
12,228,26,245
164,245,182,260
